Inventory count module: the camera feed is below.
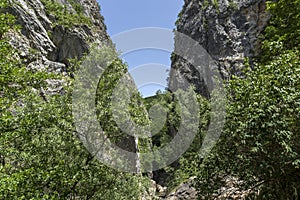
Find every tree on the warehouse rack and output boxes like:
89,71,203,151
0,1,149,198
196,1,300,199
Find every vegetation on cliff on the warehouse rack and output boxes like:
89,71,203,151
146,1,300,199
40,0,92,27
0,0,299,199
172,0,300,199
0,0,150,199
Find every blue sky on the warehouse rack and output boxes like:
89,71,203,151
97,0,184,97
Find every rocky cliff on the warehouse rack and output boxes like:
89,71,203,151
169,0,270,97
166,0,271,199
5,0,273,199
7,0,150,178
7,0,108,77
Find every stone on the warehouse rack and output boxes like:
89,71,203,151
169,0,271,97
8,0,109,74
164,177,198,200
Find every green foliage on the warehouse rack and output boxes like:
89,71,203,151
197,49,300,199
0,2,16,39
96,58,128,141
260,0,300,61
194,1,300,197
40,0,92,28
95,54,153,172
201,0,210,11
144,89,211,191
144,92,177,149
228,0,238,11
164,93,210,191
3,0,300,198
212,0,219,11
0,2,149,198
0,89,145,199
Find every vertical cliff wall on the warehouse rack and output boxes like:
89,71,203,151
169,0,270,97
8,0,109,74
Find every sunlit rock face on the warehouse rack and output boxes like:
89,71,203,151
7,0,109,73
7,0,143,172
165,1,271,198
169,0,270,97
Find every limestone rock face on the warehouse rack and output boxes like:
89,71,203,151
8,0,109,72
169,0,270,97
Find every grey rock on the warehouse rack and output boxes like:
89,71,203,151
8,0,109,73
169,0,271,97
164,177,198,200
9,0,55,56
167,1,271,198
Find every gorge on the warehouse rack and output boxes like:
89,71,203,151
1,0,299,199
